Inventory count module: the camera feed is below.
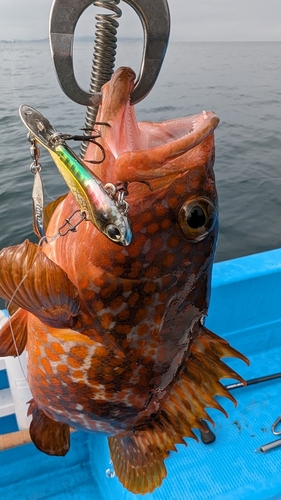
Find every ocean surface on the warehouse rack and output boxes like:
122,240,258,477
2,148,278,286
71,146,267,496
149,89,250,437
0,40,281,265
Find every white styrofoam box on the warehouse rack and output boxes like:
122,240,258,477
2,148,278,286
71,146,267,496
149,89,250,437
0,310,32,429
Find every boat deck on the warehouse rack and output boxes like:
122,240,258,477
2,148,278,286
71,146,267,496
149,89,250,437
1,249,281,499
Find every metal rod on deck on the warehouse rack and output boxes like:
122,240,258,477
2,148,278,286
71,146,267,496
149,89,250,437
225,372,281,390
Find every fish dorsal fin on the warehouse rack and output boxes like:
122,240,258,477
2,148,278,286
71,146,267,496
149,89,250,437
44,193,68,232
109,327,248,494
28,399,70,456
0,309,28,357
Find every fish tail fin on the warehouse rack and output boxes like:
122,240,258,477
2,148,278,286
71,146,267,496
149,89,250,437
109,327,248,494
0,308,28,357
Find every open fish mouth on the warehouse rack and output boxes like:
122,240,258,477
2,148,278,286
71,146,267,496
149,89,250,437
137,110,220,151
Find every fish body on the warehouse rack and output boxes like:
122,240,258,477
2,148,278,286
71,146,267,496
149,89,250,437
19,104,132,246
0,67,248,494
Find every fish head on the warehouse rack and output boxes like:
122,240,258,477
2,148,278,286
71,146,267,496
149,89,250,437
83,67,219,319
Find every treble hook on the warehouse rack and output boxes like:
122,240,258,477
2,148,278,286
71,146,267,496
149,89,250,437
49,0,170,106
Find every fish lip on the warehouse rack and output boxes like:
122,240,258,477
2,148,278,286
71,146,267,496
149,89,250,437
136,110,220,153
185,111,220,146
165,110,220,154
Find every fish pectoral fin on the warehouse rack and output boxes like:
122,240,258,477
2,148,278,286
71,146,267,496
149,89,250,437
0,240,80,328
109,326,249,495
0,308,28,357
44,193,68,231
28,399,70,456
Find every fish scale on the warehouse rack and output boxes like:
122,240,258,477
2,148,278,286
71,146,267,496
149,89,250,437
0,67,248,495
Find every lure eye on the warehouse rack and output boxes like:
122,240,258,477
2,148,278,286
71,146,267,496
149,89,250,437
105,224,122,242
178,197,217,242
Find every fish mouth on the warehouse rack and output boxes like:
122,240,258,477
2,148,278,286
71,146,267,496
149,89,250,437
113,110,220,186
138,110,220,152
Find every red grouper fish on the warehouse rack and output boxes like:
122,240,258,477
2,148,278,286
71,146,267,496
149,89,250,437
0,67,248,494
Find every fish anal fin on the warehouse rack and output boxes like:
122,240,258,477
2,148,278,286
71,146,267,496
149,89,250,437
109,326,248,495
0,309,28,357
28,399,70,456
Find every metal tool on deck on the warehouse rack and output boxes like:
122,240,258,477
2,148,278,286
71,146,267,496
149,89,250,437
256,415,281,453
49,0,170,157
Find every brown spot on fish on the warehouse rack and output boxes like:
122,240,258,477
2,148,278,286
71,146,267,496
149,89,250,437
167,235,180,248
147,222,159,234
161,218,171,229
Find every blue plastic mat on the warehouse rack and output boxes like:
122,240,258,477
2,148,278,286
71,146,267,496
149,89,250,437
1,249,281,499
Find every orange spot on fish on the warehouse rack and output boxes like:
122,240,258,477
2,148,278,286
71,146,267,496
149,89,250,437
160,219,170,229
145,266,159,279
168,235,180,248
167,197,178,209
162,254,175,268
141,212,152,223
116,309,130,322
49,377,62,387
135,308,148,322
155,204,167,217
50,342,65,355
72,370,85,379
127,237,146,258
33,344,41,358
143,295,155,307
67,356,82,369
147,222,159,235
92,299,105,312
57,364,69,374
99,312,114,330
109,296,124,310
115,252,127,264
137,324,149,336
44,347,61,362
41,357,53,375
100,283,118,299
129,261,143,279
127,292,140,307
143,282,156,294
70,345,89,359
174,182,187,195
159,291,169,302
95,346,108,358
154,304,166,324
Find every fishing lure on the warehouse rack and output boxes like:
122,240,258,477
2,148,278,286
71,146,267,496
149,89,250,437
19,105,132,246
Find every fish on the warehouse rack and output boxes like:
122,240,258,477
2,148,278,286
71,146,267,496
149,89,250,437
0,66,248,494
19,104,132,246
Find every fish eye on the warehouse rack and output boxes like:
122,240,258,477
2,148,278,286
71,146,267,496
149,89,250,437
178,197,217,242
105,224,122,242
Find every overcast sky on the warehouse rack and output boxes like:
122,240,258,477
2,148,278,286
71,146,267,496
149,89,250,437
0,0,281,42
